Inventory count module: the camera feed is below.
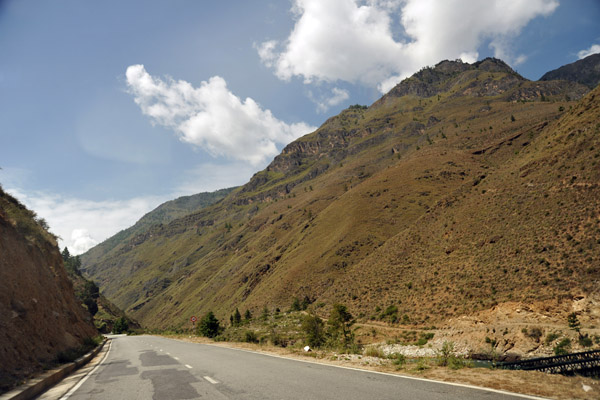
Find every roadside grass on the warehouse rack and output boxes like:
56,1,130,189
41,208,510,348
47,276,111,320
55,335,104,364
162,333,600,400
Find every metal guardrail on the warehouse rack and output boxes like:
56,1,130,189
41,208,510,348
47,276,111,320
499,350,600,377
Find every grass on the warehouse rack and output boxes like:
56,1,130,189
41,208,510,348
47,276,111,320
79,69,600,338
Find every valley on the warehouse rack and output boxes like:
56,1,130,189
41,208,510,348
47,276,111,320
80,57,600,359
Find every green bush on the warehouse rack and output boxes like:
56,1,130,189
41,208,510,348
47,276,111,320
243,331,258,343
113,317,129,334
197,311,220,338
579,335,593,347
327,304,355,350
545,332,560,345
554,338,571,355
301,313,326,348
437,341,454,366
389,353,406,367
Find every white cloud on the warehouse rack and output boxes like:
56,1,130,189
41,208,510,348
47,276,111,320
70,229,98,255
258,0,559,93
578,44,600,59
309,87,350,112
7,188,166,255
126,65,316,166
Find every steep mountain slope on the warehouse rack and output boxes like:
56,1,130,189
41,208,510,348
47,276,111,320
0,188,97,392
82,187,235,268
63,249,139,333
81,58,597,332
540,53,600,89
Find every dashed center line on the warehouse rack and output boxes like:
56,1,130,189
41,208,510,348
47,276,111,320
185,364,193,369
174,356,180,360
204,376,219,384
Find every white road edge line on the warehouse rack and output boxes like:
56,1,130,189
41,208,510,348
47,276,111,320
203,376,218,384
59,340,112,400
185,364,193,369
171,338,548,400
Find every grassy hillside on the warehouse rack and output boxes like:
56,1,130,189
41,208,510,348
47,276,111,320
82,187,235,267
81,58,599,334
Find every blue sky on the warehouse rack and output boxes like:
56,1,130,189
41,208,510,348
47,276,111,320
1,0,599,253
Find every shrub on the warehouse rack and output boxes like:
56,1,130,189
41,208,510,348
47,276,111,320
197,311,220,338
526,327,543,342
437,341,454,366
113,317,129,334
244,331,258,343
389,353,406,367
416,332,434,346
554,338,571,355
301,313,326,348
364,346,385,358
579,335,593,347
545,332,560,345
327,304,355,349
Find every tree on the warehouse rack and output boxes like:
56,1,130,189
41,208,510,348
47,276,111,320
198,311,220,338
244,309,252,321
81,280,99,316
327,304,354,348
232,308,242,327
301,313,325,348
113,317,129,334
568,313,581,334
290,297,301,311
61,247,71,261
261,306,269,321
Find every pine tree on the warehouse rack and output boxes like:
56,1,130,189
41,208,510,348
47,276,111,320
198,311,220,338
233,308,242,326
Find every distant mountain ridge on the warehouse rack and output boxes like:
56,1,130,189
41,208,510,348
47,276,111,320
540,53,600,89
80,57,600,339
82,187,235,266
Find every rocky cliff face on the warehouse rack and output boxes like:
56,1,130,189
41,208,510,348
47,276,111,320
0,189,97,392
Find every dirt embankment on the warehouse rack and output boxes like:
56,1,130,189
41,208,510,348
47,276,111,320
0,215,97,392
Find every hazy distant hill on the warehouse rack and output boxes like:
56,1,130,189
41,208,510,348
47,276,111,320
540,53,600,89
81,57,599,333
81,187,235,267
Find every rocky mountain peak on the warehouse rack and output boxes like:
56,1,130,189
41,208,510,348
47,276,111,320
540,53,600,89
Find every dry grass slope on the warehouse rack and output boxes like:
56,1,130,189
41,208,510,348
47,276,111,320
81,59,600,356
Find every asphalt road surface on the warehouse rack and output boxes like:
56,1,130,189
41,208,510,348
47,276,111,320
48,335,542,400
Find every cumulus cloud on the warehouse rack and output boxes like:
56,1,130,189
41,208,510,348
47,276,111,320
578,44,600,59
7,188,165,255
70,229,98,255
258,0,559,93
126,65,316,166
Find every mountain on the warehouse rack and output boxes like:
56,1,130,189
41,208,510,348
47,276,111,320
82,187,235,268
80,58,598,335
0,187,97,392
540,53,600,89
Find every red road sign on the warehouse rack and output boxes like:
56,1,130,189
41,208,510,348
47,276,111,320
190,316,197,322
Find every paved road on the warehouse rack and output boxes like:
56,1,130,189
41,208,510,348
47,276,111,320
47,335,542,400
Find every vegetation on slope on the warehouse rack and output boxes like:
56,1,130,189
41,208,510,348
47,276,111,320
81,58,599,354
0,186,98,392
82,187,235,267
